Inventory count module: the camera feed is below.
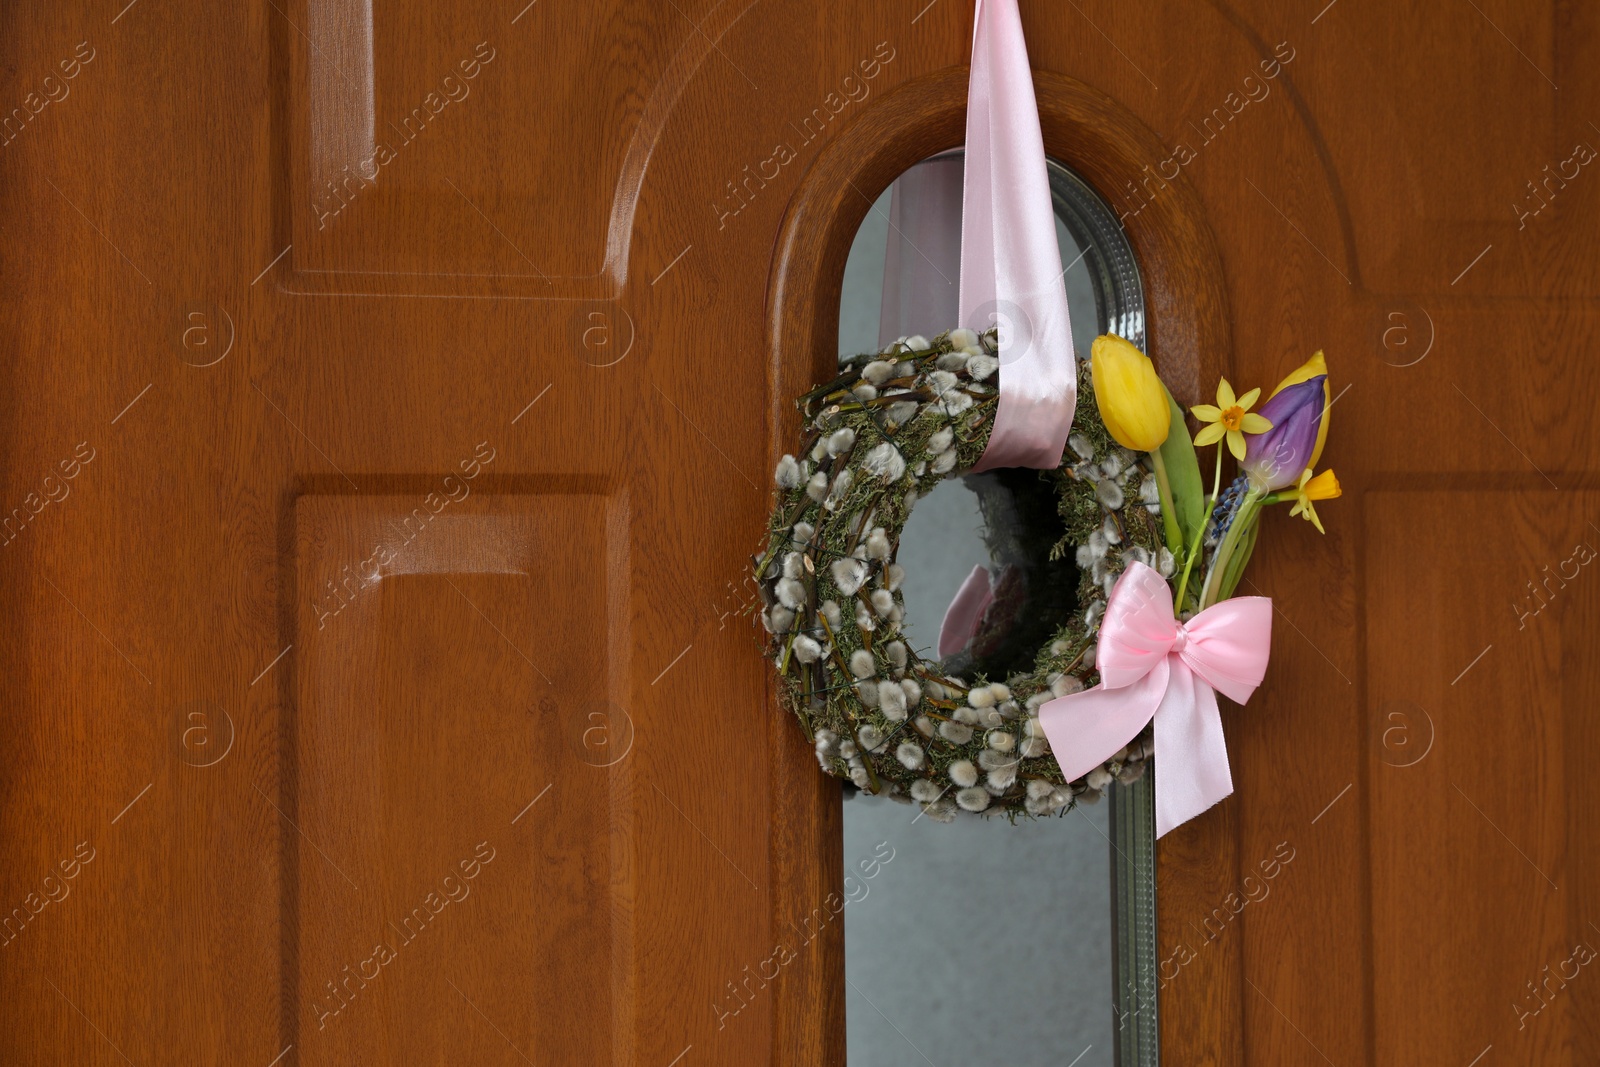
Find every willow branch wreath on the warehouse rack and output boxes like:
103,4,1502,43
754,329,1169,821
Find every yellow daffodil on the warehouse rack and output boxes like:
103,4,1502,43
1191,378,1273,461
1090,334,1170,452
1286,468,1341,533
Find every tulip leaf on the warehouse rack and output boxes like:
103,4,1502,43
1157,385,1206,555
1218,506,1262,600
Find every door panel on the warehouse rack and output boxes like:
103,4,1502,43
291,486,631,1062
1367,489,1598,1063
289,1,652,289
2,1,1596,1065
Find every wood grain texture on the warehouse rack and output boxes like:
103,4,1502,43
1,0,1597,1064
1366,488,1600,1064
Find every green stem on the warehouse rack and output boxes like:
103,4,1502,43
1199,488,1265,610
1218,513,1261,601
1148,450,1185,560
1173,447,1224,616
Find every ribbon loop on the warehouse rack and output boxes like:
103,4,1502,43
961,0,1077,472
937,564,996,657
1037,562,1273,837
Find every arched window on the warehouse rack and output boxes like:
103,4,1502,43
837,154,1158,1067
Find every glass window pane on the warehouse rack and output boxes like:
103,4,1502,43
836,156,1155,1067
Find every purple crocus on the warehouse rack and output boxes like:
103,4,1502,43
1241,375,1327,491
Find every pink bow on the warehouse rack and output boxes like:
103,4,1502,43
1037,562,1273,837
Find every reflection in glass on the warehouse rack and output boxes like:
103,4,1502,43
838,157,1156,1067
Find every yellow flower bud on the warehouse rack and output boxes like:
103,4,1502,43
1090,335,1171,452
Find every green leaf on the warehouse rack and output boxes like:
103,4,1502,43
1157,385,1206,554
1218,505,1262,600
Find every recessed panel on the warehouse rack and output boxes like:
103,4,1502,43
288,0,690,292
290,487,632,1065
1367,488,1598,1063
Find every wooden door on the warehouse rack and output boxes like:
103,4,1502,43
1,2,1593,1066
1,2,788,1064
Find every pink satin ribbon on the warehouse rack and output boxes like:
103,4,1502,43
937,564,995,657
1037,562,1273,837
961,0,1077,473
929,0,1077,657
878,153,963,351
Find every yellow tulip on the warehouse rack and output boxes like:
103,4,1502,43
1267,351,1330,468
1091,335,1170,452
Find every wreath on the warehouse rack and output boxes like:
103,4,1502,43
754,0,1341,831
754,329,1166,821
757,322,1342,830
